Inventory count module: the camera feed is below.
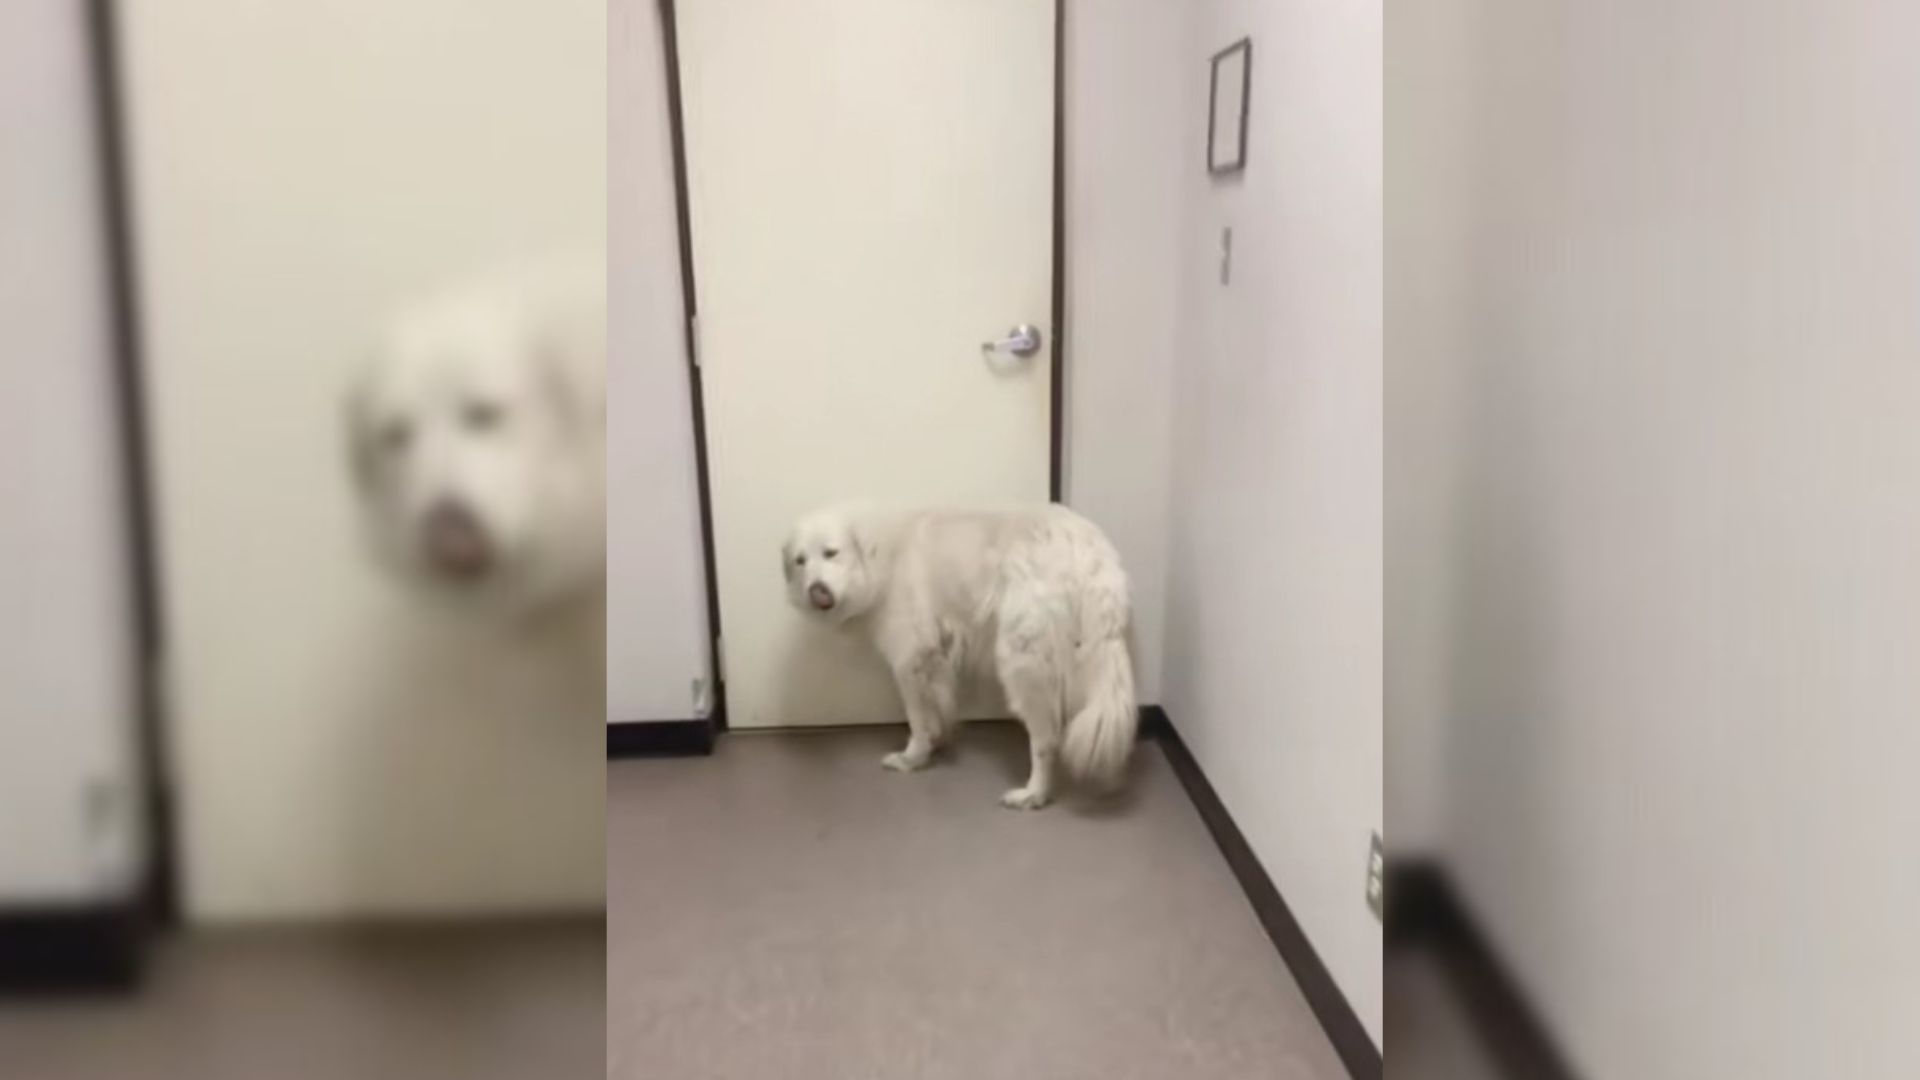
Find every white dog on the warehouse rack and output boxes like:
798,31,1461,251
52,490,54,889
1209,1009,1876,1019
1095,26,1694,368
783,503,1138,809
346,260,605,621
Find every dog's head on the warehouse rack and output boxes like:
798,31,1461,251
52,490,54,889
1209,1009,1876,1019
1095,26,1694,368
782,507,883,622
346,284,603,617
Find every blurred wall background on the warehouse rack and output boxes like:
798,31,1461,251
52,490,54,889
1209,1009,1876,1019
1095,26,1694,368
1390,0,1920,1075
119,0,607,920
1385,0,1477,862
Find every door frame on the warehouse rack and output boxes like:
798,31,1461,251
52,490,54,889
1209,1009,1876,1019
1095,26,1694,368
90,0,178,928
0,0,185,987
658,0,1069,736
0,0,166,991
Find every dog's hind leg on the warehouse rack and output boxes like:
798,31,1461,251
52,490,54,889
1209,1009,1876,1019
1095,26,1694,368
995,615,1065,810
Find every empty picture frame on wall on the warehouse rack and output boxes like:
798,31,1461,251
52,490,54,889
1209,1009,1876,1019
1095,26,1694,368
1208,37,1251,175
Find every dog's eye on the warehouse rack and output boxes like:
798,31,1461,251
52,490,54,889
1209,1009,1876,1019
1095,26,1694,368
461,401,504,431
794,554,806,566
822,547,839,559
377,420,413,453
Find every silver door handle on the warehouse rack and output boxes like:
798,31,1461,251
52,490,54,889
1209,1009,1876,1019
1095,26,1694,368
980,324,1043,359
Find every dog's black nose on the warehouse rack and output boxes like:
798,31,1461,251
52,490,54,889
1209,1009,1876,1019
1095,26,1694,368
423,499,492,580
807,582,835,610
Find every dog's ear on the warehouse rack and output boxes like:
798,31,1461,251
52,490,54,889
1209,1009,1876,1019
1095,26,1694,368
780,537,797,582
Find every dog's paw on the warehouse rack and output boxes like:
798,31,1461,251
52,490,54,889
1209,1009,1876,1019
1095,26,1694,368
999,786,1051,811
882,751,927,773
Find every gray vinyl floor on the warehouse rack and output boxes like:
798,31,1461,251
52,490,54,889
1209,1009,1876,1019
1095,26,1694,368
608,725,1349,1080
0,920,603,1080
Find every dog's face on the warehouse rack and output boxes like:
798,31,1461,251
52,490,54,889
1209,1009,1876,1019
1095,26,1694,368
782,509,879,622
346,296,602,615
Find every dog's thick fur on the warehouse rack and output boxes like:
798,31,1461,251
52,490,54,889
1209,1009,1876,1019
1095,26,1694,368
783,503,1138,809
345,259,605,621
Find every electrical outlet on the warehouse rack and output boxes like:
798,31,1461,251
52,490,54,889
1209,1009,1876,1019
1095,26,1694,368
1365,832,1385,921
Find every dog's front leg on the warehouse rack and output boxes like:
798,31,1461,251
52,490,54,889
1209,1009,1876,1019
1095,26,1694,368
882,649,951,773
881,709,936,772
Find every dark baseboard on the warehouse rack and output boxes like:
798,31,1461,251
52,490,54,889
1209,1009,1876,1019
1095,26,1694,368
1387,861,1578,1080
607,718,715,758
1145,711,1382,1080
0,902,145,996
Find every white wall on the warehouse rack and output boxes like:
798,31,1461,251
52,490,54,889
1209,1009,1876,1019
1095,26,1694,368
608,0,711,723
0,0,143,904
1161,0,1385,1048
1399,1,1920,1075
1384,0,1480,856
121,0,606,920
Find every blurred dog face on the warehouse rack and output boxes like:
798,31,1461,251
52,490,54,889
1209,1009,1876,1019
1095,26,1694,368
782,508,880,622
347,285,603,616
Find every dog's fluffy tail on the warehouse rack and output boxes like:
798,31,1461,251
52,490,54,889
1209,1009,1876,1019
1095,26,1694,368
1061,635,1138,790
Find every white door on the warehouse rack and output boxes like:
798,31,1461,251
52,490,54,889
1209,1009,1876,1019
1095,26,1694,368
678,0,1056,728
0,0,143,904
